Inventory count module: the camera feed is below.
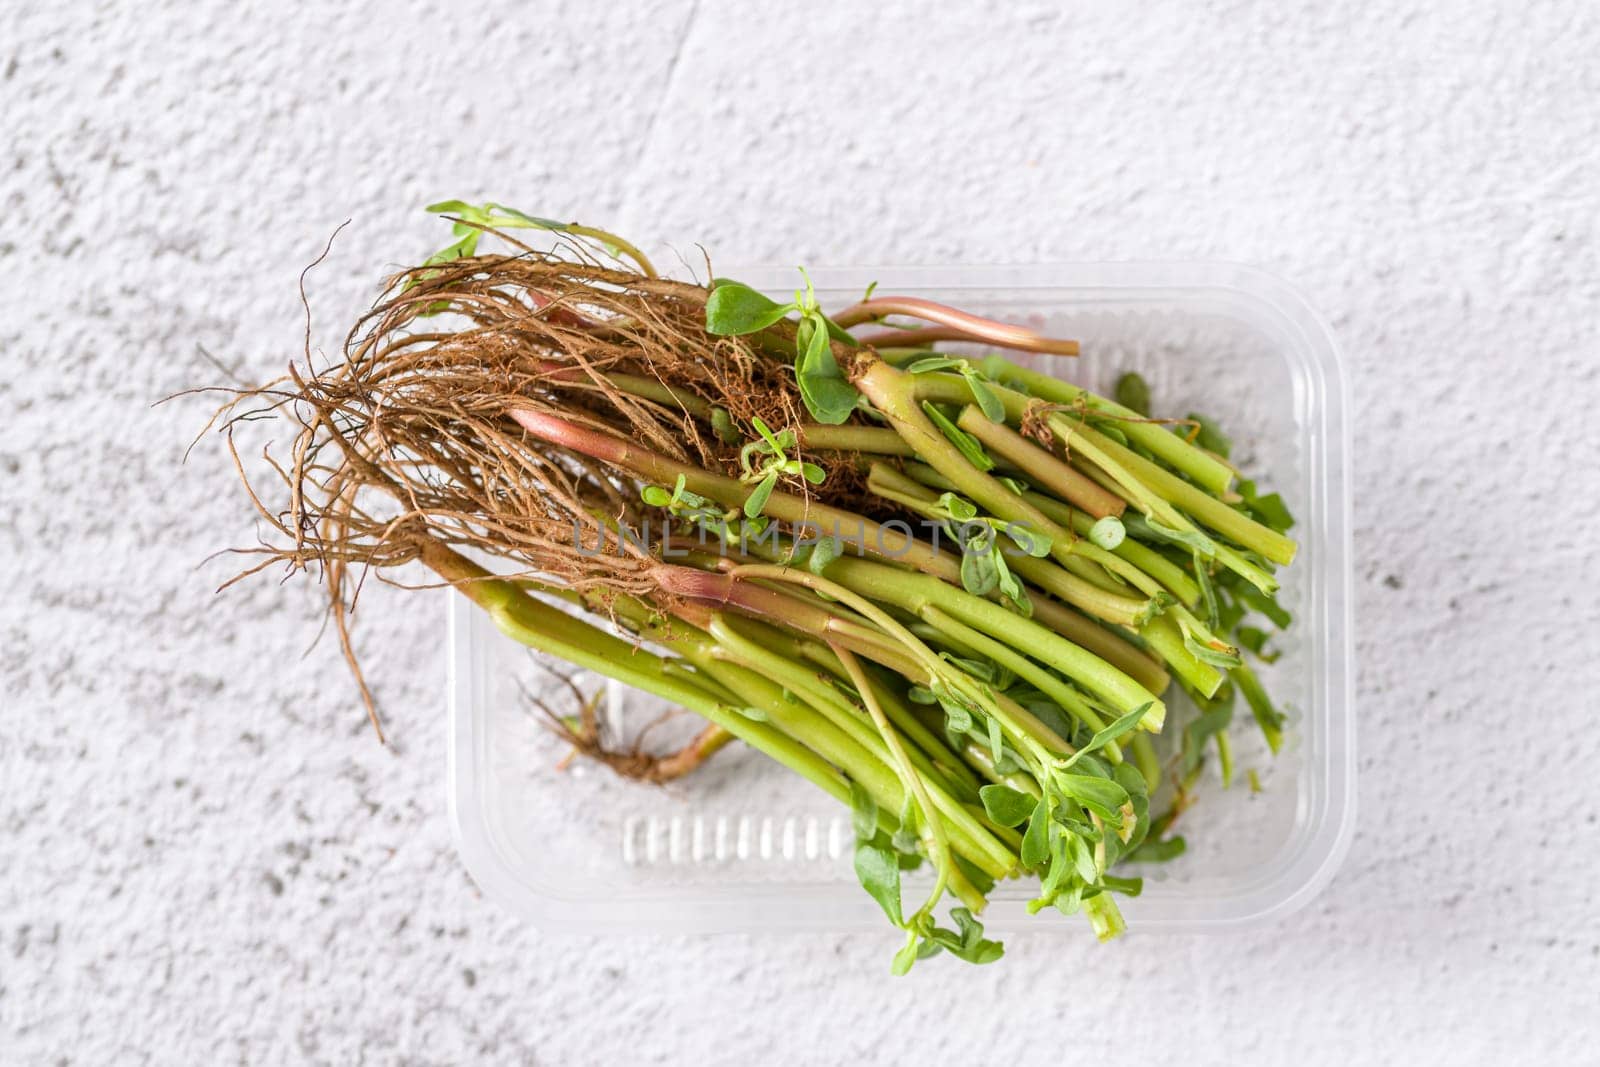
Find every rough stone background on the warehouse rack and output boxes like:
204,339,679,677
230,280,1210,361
4,1,1598,1064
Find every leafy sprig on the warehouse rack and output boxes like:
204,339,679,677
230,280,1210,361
737,416,825,519
421,200,656,274
705,272,860,424
640,473,767,545
847,781,1005,973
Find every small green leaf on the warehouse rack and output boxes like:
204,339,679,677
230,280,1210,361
749,415,785,452
853,842,903,926
1251,493,1294,532
986,715,1003,763
1114,372,1151,416
795,314,859,425
849,780,877,841
959,544,998,597
949,908,980,951
1112,761,1150,854
936,492,979,522
800,462,826,485
1066,751,1112,779
941,699,974,735
978,784,1035,827
1237,584,1292,628
1181,619,1243,670
808,534,843,574
1067,830,1099,884
734,705,768,722
1181,706,1234,778
485,203,565,229
1052,772,1132,822
905,356,964,374
1234,662,1285,754
890,794,920,856
705,283,796,336
1237,625,1281,663
1101,874,1143,897
1185,412,1232,458
1126,834,1186,863
710,407,740,444
640,484,672,507
960,366,1006,422
743,470,778,518
1237,479,1295,532
921,402,994,471
942,909,1004,964
1059,702,1151,769
890,936,921,975
1020,797,1052,869
1038,828,1073,900
998,520,1051,557
941,655,994,682
1141,514,1217,556
994,551,1030,616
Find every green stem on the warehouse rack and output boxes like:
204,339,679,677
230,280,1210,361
919,605,1117,758
954,403,1124,519
715,563,1067,777
1061,417,1297,565
1045,412,1196,536
850,367,1151,627
857,669,985,798
832,643,955,920
797,424,916,455
563,222,658,278
419,542,852,805
1140,613,1223,697
874,365,1276,576
587,586,913,814
1234,661,1285,754
979,357,1236,497
1024,596,1170,697
808,556,1167,731
1130,733,1161,794
606,371,713,415
706,615,970,803
1021,489,1202,606
510,408,965,584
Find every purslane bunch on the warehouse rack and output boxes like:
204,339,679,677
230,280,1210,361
211,202,1298,971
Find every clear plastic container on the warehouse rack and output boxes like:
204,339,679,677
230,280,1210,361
447,262,1355,934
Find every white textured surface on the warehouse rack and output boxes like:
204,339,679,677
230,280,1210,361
4,1,1598,1063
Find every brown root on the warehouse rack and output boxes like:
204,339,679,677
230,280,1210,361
210,232,884,740
552,714,735,784
526,670,733,784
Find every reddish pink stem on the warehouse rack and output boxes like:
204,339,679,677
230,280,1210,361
831,297,1079,356
852,325,986,349
508,408,962,583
